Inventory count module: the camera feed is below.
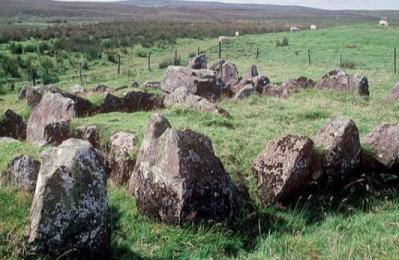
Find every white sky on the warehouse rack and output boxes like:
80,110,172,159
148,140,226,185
55,0,399,10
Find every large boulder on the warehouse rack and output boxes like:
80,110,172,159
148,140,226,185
253,135,322,206
188,54,207,69
75,125,99,148
314,117,361,187
315,70,369,98
26,92,76,144
210,60,239,85
243,65,259,81
363,124,399,172
43,120,71,146
0,155,40,193
128,114,233,224
107,132,136,186
164,87,230,117
162,66,221,101
281,76,315,92
0,109,26,140
234,84,257,100
385,82,399,101
97,91,164,114
29,139,111,258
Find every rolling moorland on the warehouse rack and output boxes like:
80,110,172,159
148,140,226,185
1,1,399,259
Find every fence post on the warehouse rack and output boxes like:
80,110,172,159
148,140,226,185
147,51,151,71
32,69,36,86
79,61,83,86
339,54,342,69
394,48,397,74
256,48,260,59
198,47,200,55
174,49,178,65
118,55,121,75
308,49,311,66
218,42,222,59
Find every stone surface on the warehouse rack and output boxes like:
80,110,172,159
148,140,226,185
243,65,259,81
363,123,399,171
91,84,109,93
314,117,361,187
162,66,221,101
97,91,164,114
315,70,369,97
75,125,99,148
70,84,85,95
26,92,76,144
281,76,315,92
43,120,71,146
0,109,26,140
107,132,136,186
164,87,230,117
234,84,257,100
188,54,207,69
29,139,111,258
142,81,161,89
0,155,40,193
253,135,322,206
128,114,233,224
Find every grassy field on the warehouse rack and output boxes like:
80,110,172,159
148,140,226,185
1,24,399,259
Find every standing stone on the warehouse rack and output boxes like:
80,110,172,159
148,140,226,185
164,87,230,117
0,109,26,140
243,65,259,81
26,92,76,145
29,139,110,259
129,114,233,224
107,132,136,186
188,54,207,69
0,155,40,193
253,135,322,206
234,84,257,100
313,117,361,187
363,124,399,171
162,66,221,101
315,70,369,98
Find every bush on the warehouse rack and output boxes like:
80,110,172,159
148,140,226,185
276,37,289,47
107,51,119,64
0,54,20,78
38,42,52,54
9,43,23,54
136,49,148,58
24,43,37,53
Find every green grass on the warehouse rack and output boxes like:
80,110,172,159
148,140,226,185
1,24,399,259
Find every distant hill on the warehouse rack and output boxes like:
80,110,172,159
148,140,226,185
1,0,399,23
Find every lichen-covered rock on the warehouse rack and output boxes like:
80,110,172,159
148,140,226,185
107,132,136,186
315,70,369,98
314,117,361,187
281,76,315,92
0,155,40,193
253,135,322,206
70,84,85,95
0,109,26,140
142,81,161,89
188,54,207,69
44,120,71,146
363,123,399,171
164,87,230,117
128,114,233,224
97,91,164,114
162,66,221,101
234,84,257,100
26,92,76,145
29,139,111,258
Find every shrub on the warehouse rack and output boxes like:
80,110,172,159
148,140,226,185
136,49,148,58
106,51,119,64
0,54,20,78
276,37,289,47
10,43,23,54
24,43,37,53
158,56,181,69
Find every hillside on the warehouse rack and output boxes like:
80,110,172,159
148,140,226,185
1,0,399,23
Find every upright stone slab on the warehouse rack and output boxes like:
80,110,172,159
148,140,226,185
26,92,76,144
29,139,111,258
253,135,322,206
314,116,361,187
129,114,233,224
0,109,26,140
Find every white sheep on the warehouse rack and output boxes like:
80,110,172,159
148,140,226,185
310,25,317,31
379,20,389,27
235,31,240,37
290,26,300,33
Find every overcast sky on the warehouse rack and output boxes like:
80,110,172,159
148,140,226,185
56,0,399,10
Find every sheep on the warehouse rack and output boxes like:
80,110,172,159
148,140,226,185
290,26,300,33
235,31,240,37
310,25,317,31
379,20,389,27
219,36,232,45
